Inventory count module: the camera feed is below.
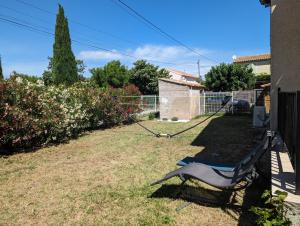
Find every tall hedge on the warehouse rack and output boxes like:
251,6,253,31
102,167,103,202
0,78,140,152
52,4,78,85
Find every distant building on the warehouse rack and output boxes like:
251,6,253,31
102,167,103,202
234,53,271,75
158,78,205,121
167,68,199,84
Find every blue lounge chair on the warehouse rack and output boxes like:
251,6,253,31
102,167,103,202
151,134,272,190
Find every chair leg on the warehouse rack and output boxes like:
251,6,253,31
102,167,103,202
175,179,194,212
175,180,187,198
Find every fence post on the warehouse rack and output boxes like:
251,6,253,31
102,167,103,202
204,92,206,115
296,91,300,194
231,91,234,115
154,95,157,112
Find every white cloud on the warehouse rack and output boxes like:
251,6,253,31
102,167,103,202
79,50,123,60
78,44,218,76
132,45,186,60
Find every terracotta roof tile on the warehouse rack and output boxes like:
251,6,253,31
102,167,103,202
234,53,271,63
159,78,205,89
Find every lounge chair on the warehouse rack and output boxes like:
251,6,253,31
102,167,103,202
177,128,272,171
177,157,238,171
151,134,271,190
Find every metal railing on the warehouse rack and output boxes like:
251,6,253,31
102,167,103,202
119,95,159,114
204,90,255,114
278,89,300,194
119,91,256,116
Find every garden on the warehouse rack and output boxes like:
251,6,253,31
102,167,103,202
0,3,287,225
0,111,270,225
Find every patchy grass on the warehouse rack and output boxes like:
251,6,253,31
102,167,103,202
0,115,269,225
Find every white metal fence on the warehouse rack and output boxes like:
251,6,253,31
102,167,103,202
119,90,258,117
119,95,159,114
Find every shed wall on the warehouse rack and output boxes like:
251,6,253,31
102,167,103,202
158,80,200,121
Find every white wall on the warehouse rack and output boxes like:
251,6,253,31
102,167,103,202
251,60,271,75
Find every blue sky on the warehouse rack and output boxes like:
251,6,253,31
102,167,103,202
0,0,270,78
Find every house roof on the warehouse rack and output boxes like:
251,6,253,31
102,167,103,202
159,78,205,89
234,53,271,64
260,0,271,7
167,68,198,79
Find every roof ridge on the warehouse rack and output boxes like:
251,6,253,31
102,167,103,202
167,68,198,78
234,53,271,63
159,78,205,88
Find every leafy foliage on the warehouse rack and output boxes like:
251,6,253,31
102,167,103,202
43,57,86,85
129,60,170,95
205,63,255,91
76,59,86,80
148,112,156,120
109,84,141,115
52,4,78,85
0,77,139,152
42,70,53,86
90,60,130,88
10,71,41,83
256,73,271,82
250,190,291,226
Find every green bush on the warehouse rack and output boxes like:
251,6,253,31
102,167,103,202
148,112,156,120
171,117,178,121
250,190,291,226
256,73,271,82
0,77,139,152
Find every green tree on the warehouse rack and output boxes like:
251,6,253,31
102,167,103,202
43,57,86,85
42,70,53,86
129,60,169,95
205,63,255,91
76,59,86,81
52,4,78,85
0,56,3,80
90,60,129,88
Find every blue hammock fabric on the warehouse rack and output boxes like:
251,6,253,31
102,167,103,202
177,157,236,172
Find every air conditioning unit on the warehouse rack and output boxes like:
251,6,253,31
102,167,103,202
253,106,266,127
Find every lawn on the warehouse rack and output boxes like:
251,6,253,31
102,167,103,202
0,115,269,225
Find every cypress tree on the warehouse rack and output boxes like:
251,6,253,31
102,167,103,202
0,56,3,80
52,4,78,85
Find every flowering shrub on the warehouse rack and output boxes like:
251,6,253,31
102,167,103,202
0,77,139,151
110,84,142,114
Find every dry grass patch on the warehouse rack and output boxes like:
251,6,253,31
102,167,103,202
0,115,268,225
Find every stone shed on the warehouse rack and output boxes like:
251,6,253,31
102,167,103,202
158,78,205,121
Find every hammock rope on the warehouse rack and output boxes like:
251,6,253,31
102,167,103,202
129,96,232,138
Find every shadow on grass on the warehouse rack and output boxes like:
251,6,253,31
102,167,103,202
190,114,257,164
150,114,271,225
